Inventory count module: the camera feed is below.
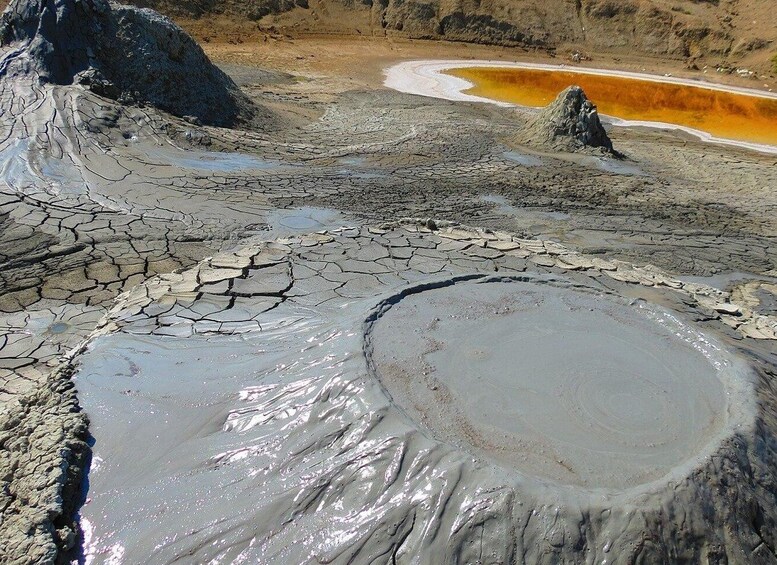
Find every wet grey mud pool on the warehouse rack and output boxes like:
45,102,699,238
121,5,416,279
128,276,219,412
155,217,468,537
74,235,759,563
365,275,754,492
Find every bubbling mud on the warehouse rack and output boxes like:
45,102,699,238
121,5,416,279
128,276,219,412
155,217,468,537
366,275,754,492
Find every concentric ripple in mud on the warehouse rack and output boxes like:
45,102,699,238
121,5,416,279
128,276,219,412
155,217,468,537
366,275,752,490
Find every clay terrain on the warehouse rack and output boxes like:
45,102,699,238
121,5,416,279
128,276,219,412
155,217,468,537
0,0,776,563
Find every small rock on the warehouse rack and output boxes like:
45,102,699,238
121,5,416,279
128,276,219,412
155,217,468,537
714,303,742,316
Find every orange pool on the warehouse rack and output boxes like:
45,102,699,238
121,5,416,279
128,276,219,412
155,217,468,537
446,67,777,146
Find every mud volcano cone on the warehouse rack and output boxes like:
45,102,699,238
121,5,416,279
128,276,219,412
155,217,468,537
0,0,258,127
521,85,614,152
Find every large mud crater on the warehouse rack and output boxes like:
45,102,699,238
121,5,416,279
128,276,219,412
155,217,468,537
365,275,755,491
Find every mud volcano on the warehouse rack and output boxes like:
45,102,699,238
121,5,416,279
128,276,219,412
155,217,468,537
366,275,753,492
62,224,775,563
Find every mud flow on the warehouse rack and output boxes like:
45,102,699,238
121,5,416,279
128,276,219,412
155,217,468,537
75,266,758,562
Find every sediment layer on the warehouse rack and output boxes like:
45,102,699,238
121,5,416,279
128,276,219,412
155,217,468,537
72,0,777,72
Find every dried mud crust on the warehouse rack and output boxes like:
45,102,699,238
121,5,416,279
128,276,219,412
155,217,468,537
68,220,777,563
0,364,89,564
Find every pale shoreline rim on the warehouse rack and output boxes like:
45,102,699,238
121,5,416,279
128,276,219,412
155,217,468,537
382,59,777,155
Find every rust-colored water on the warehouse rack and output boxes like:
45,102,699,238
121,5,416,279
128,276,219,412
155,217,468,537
447,67,777,146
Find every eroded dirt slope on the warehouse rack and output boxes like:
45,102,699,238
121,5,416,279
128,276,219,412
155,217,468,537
4,0,770,73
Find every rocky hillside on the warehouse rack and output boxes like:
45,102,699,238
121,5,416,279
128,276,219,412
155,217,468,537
70,0,776,69
0,0,775,72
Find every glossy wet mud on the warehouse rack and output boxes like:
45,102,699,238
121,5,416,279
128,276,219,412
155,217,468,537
367,276,749,490
70,222,769,563
447,67,777,146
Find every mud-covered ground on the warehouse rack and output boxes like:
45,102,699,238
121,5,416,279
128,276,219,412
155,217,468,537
1,35,777,564
71,222,772,564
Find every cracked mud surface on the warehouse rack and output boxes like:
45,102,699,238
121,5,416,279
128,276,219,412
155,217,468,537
73,222,775,563
0,20,776,564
